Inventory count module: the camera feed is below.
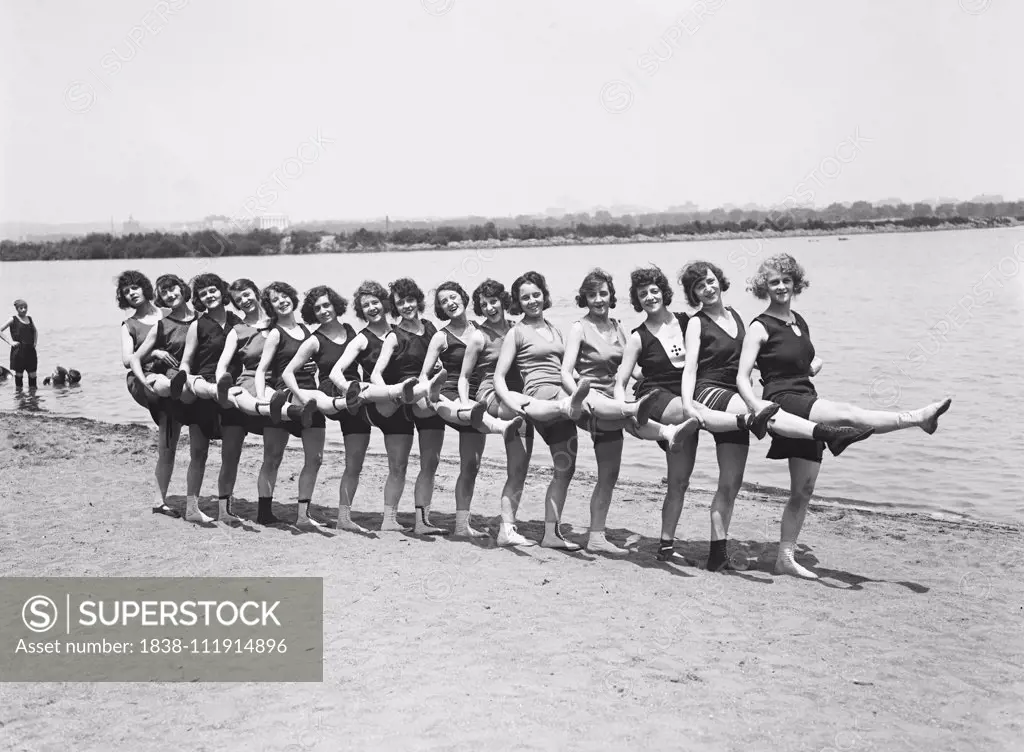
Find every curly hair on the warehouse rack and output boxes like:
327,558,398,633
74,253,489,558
228,278,260,305
472,279,512,316
628,266,673,312
509,271,552,316
747,254,810,300
190,273,229,312
352,280,392,322
434,281,470,321
388,277,426,315
576,268,617,309
301,285,349,325
115,270,154,309
678,261,730,308
154,274,192,307
260,281,299,325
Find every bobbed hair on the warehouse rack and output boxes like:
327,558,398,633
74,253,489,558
576,268,617,309
678,261,730,308
388,277,426,314
434,281,470,321
154,274,192,307
301,285,349,325
353,280,392,321
260,281,299,325
747,254,810,300
509,271,552,315
628,266,673,312
228,278,260,305
472,279,512,316
190,273,229,312
115,270,154,309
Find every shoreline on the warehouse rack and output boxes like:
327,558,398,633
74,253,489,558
6,411,1019,534
2,216,1018,261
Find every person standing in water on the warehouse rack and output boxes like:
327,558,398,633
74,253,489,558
1,299,38,390
737,254,951,579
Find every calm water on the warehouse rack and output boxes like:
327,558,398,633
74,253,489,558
2,229,1022,524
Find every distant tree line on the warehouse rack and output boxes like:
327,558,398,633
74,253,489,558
2,202,1021,262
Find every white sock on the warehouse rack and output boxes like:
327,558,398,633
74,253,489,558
455,510,470,529
589,530,606,543
338,505,352,524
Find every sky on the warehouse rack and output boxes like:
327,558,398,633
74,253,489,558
1,0,1022,225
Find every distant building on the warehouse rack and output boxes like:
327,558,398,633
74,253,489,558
122,215,143,234
256,214,290,232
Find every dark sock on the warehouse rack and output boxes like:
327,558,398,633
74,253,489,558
257,496,280,524
707,539,729,571
28,376,37,389
735,415,746,430
14,375,23,389
220,495,231,514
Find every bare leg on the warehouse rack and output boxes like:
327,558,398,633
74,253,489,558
453,432,488,537
656,433,699,564
413,428,446,534
146,374,174,398
586,436,627,555
539,436,580,550
154,413,181,515
185,428,213,523
707,443,748,571
295,428,326,528
809,397,951,435
775,458,821,579
336,432,369,532
217,425,246,522
380,434,413,531
496,426,536,546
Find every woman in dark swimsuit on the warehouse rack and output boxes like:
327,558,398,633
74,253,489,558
282,285,373,532
211,278,277,523
118,271,179,517
371,278,449,536
129,274,195,517
171,273,242,524
328,281,416,533
254,281,327,529
2,299,38,390
737,254,951,579
420,281,525,538
459,279,535,547
679,261,873,571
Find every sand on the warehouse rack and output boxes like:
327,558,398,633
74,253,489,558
0,412,1021,751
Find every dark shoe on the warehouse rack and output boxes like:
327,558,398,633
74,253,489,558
747,402,781,440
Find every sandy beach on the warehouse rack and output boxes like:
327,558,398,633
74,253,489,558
1,412,1021,751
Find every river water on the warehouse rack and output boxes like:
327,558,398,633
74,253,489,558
2,228,1022,523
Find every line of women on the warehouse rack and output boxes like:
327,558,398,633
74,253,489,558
116,254,952,578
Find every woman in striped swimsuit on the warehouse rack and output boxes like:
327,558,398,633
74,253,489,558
737,254,951,579
282,285,373,533
459,279,535,547
561,269,698,556
420,281,524,538
118,271,180,518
